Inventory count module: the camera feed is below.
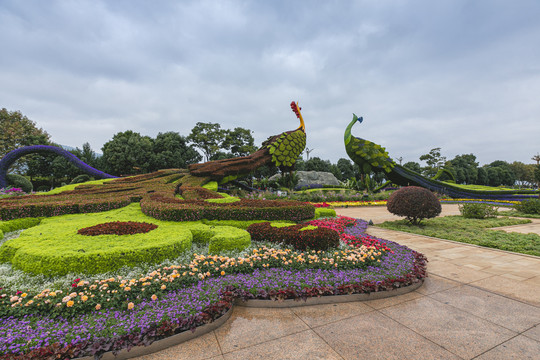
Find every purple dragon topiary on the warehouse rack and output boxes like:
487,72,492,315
0,145,117,189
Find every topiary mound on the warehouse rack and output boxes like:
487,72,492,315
78,221,158,236
386,186,441,225
247,222,340,251
6,174,33,193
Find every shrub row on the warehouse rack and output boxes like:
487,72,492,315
247,222,340,251
141,194,315,222
514,198,540,215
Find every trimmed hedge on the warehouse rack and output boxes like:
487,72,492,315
247,222,340,251
0,217,41,234
141,194,315,222
314,207,337,218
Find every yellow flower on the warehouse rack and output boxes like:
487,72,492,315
66,300,74,307
49,291,56,297
21,293,28,298
124,287,131,291
151,294,158,301
161,285,166,290
81,295,88,302
220,271,226,276
127,302,134,310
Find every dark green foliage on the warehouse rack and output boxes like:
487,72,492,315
403,161,422,173
6,174,33,193
514,199,540,214
459,203,498,219
70,174,92,184
101,130,155,175
386,186,441,225
151,131,202,170
247,222,340,251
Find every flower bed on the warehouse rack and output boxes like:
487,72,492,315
0,216,427,359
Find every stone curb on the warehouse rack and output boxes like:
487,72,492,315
235,280,424,308
75,306,233,360
74,280,423,359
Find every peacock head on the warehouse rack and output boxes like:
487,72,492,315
290,101,305,132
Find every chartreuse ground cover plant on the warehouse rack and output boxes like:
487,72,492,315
378,215,539,256
0,212,426,359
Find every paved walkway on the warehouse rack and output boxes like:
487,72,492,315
135,205,540,360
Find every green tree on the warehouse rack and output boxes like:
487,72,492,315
151,131,202,171
485,160,516,187
509,161,535,188
101,131,155,176
0,108,50,174
337,158,355,180
477,167,488,185
419,148,446,177
403,161,422,173
304,157,332,172
186,122,226,161
223,127,257,157
449,154,479,184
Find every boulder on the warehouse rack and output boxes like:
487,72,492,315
269,171,341,188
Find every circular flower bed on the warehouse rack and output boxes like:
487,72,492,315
0,216,427,359
77,221,158,236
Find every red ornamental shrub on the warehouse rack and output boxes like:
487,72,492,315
386,186,441,225
77,221,158,236
247,222,340,251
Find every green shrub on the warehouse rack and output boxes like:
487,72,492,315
36,185,50,192
314,207,336,218
6,174,33,193
514,199,540,215
386,186,441,225
459,203,498,219
70,174,92,184
0,217,41,233
247,222,340,251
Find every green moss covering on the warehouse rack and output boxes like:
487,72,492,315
314,208,337,218
35,178,116,195
201,219,292,229
270,222,298,228
205,196,240,204
0,217,41,233
299,225,318,231
202,181,218,192
0,203,252,275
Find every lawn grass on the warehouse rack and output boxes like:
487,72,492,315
501,210,540,219
377,216,540,256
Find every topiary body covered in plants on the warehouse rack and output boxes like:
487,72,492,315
386,186,441,225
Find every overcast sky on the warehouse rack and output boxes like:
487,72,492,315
1,0,539,167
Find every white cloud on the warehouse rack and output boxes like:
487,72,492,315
1,0,539,166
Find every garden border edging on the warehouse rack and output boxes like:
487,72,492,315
74,279,423,360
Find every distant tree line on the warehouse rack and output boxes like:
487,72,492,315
1,108,539,190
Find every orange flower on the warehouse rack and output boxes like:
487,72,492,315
66,300,74,307
220,271,226,276
95,304,101,310
151,294,158,301
127,302,134,310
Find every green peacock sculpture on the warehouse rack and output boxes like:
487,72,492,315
344,114,538,200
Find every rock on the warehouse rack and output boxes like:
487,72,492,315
269,171,341,188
